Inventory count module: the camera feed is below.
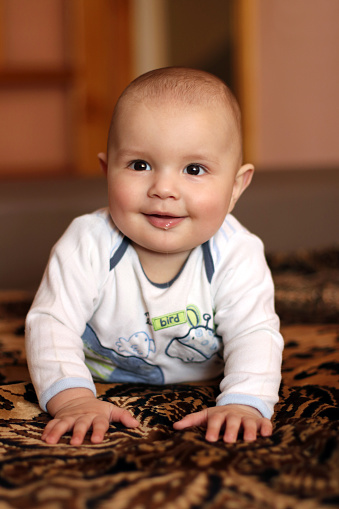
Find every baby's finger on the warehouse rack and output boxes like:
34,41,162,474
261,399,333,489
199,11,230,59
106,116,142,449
42,418,57,438
90,415,110,444
242,418,258,442
42,418,74,444
205,413,226,442
110,406,139,428
70,417,93,446
173,410,207,430
223,414,242,443
260,418,273,437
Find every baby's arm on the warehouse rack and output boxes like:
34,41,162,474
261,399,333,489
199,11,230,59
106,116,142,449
173,404,272,443
25,215,137,445
180,233,283,443
42,388,139,445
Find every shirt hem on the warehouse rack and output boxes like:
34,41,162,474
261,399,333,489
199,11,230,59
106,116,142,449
40,377,96,412
216,393,272,419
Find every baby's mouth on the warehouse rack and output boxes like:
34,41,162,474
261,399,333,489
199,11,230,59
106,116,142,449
144,213,185,230
150,213,176,219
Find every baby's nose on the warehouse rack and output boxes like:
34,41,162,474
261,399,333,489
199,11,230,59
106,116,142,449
148,171,180,199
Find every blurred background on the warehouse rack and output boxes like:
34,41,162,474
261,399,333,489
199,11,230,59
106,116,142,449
0,0,338,290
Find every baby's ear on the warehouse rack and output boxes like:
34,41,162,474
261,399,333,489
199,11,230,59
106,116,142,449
229,163,255,213
236,163,254,193
98,152,108,176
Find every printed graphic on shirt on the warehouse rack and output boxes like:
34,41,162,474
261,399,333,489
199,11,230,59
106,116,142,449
165,313,223,364
151,304,201,331
115,332,155,358
152,310,187,331
82,324,164,384
81,305,222,385
186,304,202,327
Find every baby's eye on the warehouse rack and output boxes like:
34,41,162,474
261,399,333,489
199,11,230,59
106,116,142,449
184,164,206,176
130,160,151,171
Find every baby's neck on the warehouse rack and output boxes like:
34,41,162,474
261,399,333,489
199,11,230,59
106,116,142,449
131,243,192,285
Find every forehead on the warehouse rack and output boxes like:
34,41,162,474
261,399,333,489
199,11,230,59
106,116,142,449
109,97,242,167
112,92,240,142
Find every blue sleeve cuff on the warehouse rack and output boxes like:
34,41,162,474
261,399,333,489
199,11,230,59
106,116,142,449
40,377,97,412
216,393,272,419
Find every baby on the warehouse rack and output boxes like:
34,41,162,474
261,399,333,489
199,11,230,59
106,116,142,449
25,67,284,446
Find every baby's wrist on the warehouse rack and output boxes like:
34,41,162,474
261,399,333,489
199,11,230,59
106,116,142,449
46,388,96,416
221,403,263,417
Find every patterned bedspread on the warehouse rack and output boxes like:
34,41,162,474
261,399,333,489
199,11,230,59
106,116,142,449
0,249,338,509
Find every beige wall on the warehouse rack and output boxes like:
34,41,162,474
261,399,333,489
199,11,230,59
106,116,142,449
248,0,339,170
0,0,131,178
0,0,70,175
1,0,338,175
131,0,339,171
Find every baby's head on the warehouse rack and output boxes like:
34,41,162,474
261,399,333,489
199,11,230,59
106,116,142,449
107,67,243,166
99,67,254,269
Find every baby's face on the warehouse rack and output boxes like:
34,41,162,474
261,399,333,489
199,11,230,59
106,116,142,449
105,99,245,259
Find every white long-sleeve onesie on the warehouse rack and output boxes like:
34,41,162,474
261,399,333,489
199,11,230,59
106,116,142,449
25,209,284,417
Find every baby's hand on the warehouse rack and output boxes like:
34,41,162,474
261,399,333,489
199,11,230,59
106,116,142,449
173,404,272,443
42,388,139,446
